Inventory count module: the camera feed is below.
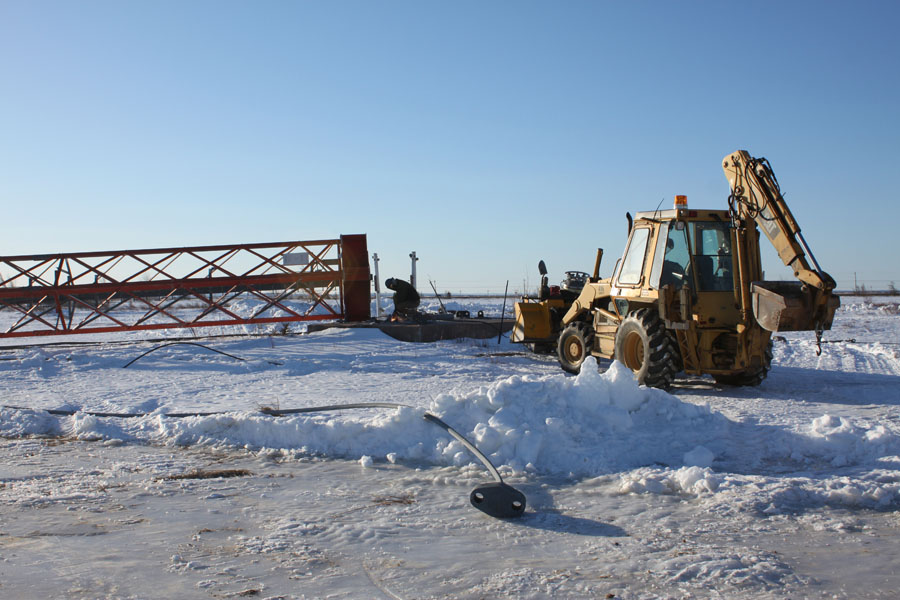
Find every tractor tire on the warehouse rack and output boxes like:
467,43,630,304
557,321,595,374
613,309,679,389
713,341,773,387
666,330,684,374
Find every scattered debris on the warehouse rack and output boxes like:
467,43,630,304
164,468,252,481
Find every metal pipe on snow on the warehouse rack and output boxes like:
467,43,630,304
372,253,384,318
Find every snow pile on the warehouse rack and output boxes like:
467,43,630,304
147,405,438,465
837,298,900,316
429,358,725,475
9,356,724,478
2,356,899,509
0,407,62,438
743,469,900,514
619,466,720,496
799,414,895,467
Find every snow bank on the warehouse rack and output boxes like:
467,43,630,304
2,356,898,510
14,356,708,477
0,407,62,438
836,298,900,316
428,359,723,475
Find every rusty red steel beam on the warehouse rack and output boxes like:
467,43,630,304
0,272,344,301
0,235,371,338
0,239,343,263
0,315,339,339
0,240,342,287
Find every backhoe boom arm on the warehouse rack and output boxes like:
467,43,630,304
722,150,838,334
722,150,835,291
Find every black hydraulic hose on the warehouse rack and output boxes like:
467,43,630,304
3,406,223,418
0,331,293,352
122,341,282,368
123,342,246,368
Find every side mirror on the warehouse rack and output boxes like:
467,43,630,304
538,260,547,276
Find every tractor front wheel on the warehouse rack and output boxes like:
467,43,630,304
557,322,595,374
614,309,679,389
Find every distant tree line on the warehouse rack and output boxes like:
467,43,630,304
849,281,899,296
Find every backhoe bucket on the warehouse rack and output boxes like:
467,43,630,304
751,281,839,332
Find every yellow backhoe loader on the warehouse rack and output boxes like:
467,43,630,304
511,150,840,387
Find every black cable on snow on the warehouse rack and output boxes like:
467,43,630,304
2,405,224,418
0,331,289,353
121,341,282,368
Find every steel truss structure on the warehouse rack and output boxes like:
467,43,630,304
0,234,370,338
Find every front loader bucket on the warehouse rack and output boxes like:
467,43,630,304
751,281,839,332
511,301,553,343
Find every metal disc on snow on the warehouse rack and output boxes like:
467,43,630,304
470,482,526,519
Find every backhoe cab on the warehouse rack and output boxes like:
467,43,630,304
510,150,839,388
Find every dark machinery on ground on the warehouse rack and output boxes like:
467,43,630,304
511,150,840,388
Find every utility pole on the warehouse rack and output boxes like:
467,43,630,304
409,251,419,290
372,253,384,318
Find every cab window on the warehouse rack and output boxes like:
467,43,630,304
617,227,650,286
690,222,734,292
658,224,691,289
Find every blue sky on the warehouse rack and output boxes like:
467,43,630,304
1,1,898,292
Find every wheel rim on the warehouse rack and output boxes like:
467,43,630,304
565,336,584,363
622,331,644,371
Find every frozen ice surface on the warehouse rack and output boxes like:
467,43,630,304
1,295,900,598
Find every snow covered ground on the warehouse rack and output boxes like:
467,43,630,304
1,295,899,599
